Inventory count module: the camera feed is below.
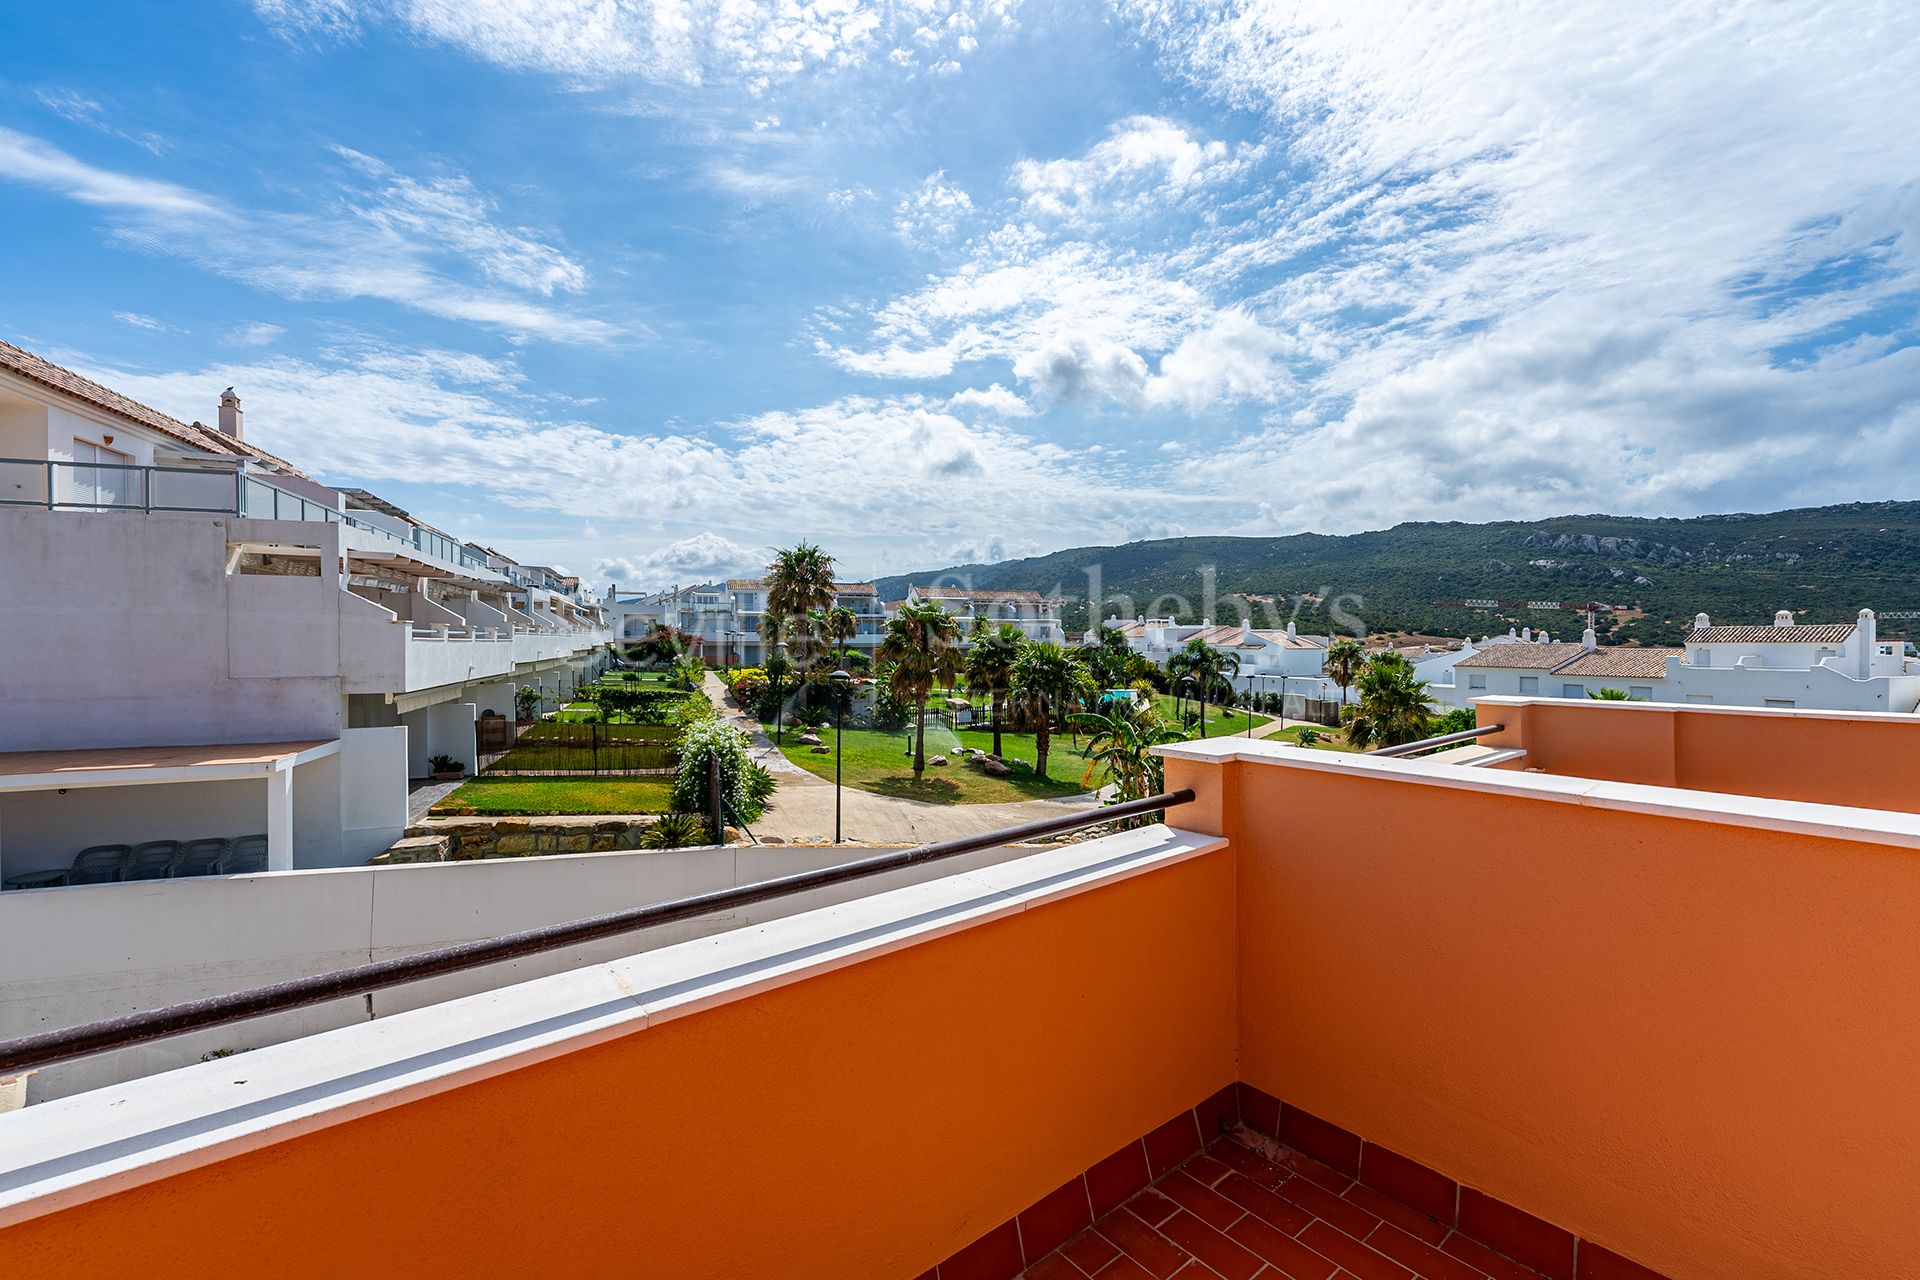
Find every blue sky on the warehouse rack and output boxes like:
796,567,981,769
2,2,1917,589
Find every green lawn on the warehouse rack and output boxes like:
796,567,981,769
1144,693,1272,739
1265,724,1358,752
430,775,675,816
768,720,1097,804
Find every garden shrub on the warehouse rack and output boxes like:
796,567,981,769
671,718,774,825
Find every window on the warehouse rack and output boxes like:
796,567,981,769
1629,685,1654,700
1468,673,1487,690
1519,676,1539,694
1686,693,1714,704
1765,698,1796,709
1562,684,1585,699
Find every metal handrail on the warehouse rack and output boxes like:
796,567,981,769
0,789,1196,1075
1370,723,1506,758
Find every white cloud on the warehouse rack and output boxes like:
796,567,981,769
893,171,975,246
946,383,1032,417
228,322,286,347
258,0,1015,87
1012,115,1240,221
0,129,612,344
113,311,168,331
34,90,169,156
1014,332,1149,407
596,534,764,591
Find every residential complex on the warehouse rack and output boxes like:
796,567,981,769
1434,610,1920,712
0,341,610,882
6,695,1917,1279
1104,615,1342,701
904,585,1066,643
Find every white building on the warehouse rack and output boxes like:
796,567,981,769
906,586,1066,644
1433,610,1920,712
1103,616,1340,701
0,339,610,885
723,579,888,667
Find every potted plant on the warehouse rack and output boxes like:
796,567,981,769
428,753,465,782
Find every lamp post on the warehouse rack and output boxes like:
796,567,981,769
1178,675,1198,737
1245,673,1261,738
771,643,790,747
830,668,852,844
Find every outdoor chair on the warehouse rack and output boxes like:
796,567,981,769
123,841,185,881
66,844,133,885
171,838,231,878
217,834,269,874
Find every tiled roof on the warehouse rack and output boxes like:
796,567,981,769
1689,624,1856,644
1250,629,1329,650
916,585,1050,604
726,579,877,597
1453,642,1592,670
0,338,311,479
1555,647,1681,678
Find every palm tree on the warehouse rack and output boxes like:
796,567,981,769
1341,652,1434,749
965,623,1025,758
1167,637,1240,736
1009,642,1093,780
1324,636,1366,706
1072,702,1181,819
764,543,837,662
878,600,964,777
826,605,857,665
1588,687,1636,700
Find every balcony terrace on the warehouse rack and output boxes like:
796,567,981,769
2,700,1913,1280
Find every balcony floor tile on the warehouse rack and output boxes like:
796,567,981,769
1016,1130,1555,1280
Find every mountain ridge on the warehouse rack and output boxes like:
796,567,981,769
869,500,1920,645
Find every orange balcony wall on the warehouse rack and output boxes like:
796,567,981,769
1476,695,1920,812
0,831,1236,1280
1164,722,1920,1280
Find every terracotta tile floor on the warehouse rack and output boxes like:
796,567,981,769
1021,1129,1548,1280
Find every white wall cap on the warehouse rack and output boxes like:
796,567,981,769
1154,725,1920,852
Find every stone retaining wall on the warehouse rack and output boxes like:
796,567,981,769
373,816,663,864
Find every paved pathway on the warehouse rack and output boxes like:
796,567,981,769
699,672,1102,843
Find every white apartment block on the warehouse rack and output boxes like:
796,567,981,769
1102,616,1341,700
908,586,1065,644
1433,610,1920,712
722,579,888,667
0,340,610,886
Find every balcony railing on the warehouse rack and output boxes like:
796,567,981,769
1,456,241,513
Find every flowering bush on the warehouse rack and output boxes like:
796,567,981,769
671,717,774,825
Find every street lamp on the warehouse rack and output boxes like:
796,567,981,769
1178,675,1198,737
830,668,852,844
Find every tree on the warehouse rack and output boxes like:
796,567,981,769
1324,636,1366,706
1588,686,1636,700
764,543,837,663
965,622,1026,758
825,605,857,665
1167,637,1240,736
1341,651,1434,749
1072,702,1181,821
1081,625,1136,692
1009,642,1094,780
877,600,964,777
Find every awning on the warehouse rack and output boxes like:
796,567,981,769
0,740,339,793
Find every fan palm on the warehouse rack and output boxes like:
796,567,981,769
1588,687,1636,700
1323,636,1366,706
1341,652,1434,749
965,622,1026,758
826,605,857,664
878,600,964,776
1072,702,1181,817
1009,642,1094,780
764,543,837,662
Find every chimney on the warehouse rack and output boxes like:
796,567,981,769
1286,621,1297,641
1859,607,1877,677
1240,620,1252,643
1694,612,1710,632
1521,627,1532,642
1582,626,1597,651
1774,610,1794,627
218,388,244,440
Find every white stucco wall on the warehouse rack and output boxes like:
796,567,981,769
0,837,1051,1103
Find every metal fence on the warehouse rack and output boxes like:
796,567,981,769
488,722,680,775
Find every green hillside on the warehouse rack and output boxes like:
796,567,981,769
873,501,1920,646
